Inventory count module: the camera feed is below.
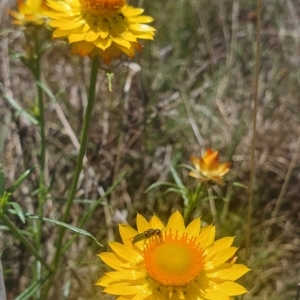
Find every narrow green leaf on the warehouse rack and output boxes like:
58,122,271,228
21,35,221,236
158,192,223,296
145,182,178,193
8,202,25,223
36,81,64,104
9,167,35,193
25,213,102,247
61,170,127,253
164,187,186,194
169,163,190,206
3,94,38,125
0,164,4,198
233,182,248,189
15,272,50,300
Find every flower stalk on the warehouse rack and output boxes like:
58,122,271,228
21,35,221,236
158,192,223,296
43,56,99,298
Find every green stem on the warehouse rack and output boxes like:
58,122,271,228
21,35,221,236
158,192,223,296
34,33,46,253
184,183,203,223
207,186,219,231
0,214,51,271
42,56,99,298
30,31,46,300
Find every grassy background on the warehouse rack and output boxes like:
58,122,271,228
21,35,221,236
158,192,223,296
1,0,300,299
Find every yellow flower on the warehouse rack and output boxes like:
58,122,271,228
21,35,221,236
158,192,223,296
189,149,231,186
97,211,249,300
44,0,155,64
9,0,47,26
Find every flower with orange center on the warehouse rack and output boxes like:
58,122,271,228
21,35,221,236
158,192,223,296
97,211,250,300
44,0,155,64
9,0,48,26
189,148,231,186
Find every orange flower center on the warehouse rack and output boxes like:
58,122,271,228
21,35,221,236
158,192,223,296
143,230,205,287
79,0,126,16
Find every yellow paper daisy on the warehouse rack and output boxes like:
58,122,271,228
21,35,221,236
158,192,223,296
97,211,250,300
9,0,48,26
44,0,155,64
189,149,231,186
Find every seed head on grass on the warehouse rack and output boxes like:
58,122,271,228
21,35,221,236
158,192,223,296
189,149,231,186
9,0,48,27
97,211,249,300
44,0,155,64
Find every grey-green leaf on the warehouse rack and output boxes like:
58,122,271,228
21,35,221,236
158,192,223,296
8,202,26,223
25,213,102,247
9,166,35,193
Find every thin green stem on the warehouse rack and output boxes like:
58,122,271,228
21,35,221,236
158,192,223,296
184,183,203,223
31,31,46,300
42,56,99,298
207,187,219,231
0,214,51,271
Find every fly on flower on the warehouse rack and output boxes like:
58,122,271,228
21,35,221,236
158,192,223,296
132,228,161,245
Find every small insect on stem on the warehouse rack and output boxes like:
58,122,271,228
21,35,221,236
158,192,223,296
132,229,161,245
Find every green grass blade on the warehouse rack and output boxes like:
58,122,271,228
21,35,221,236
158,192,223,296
8,202,25,223
9,167,35,194
3,94,38,125
25,213,102,247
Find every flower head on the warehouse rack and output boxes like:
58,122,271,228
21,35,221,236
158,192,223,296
97,211,249,300
189,149,231,186
9,0,48,26
44,0,155,64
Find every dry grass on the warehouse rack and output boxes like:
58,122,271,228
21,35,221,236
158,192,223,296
1,0,300,299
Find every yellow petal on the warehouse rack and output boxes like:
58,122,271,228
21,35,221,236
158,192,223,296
197,225,215,248
94,37,112,50
96,274,118,287
149,215,165,229
216,281,248,296
165,211,185,234
49,19,83,30
97,18,109,39
98,252,128,271
185,218,201,237
119,224,138,246
129,24,156,32
129,32,154,40
131,289,152,300
68,32,86,43
85,29,99,42
127,16,154,23
46,0,71,13
109,242,143,263
104,284,141,295
111,35,131,49
123,6,144,17
207,247,238,268
27,0,42,11
216,264,250,281
107,270,146,281
204,288,230,300
136,214,151,233
211,237,235,253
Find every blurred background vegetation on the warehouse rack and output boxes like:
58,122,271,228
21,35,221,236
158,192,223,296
1,0,300,299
